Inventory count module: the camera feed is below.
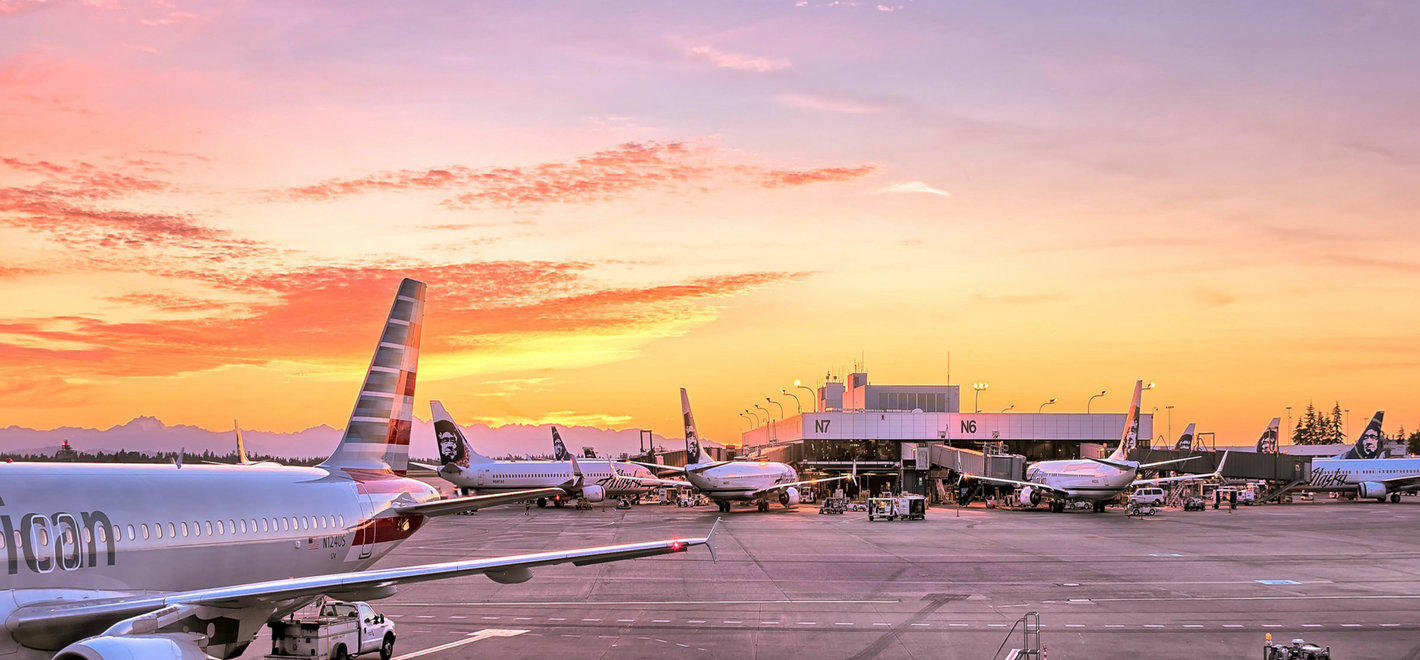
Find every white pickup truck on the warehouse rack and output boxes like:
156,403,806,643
266,600,396,660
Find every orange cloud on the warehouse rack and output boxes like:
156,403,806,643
0,264,807,383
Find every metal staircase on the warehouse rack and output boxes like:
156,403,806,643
997,611,1042,660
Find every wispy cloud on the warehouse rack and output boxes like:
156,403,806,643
880,181,949,197
686,45,789,73
271,141,876,208
776,92,885,115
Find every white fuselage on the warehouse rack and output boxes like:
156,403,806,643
1026,459,1138,502
439,460,655,497
1308,457,1420,490
0,462,436,657
684,461,797,502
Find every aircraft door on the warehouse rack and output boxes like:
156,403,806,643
355,492,376,560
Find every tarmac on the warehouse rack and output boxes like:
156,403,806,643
241,495,1420,659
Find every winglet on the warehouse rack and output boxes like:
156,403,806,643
707,517,721,563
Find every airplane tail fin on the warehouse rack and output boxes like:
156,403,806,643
1336,411,1385,459
430,400,494,469
1174,423,1196,452
681,388,702,464
551,427,570,461
1106,380,1143,462
318,278,425,477
1256,418,1281,454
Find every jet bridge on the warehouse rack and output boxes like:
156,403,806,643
1127,448,1311,483
928,444,1025,481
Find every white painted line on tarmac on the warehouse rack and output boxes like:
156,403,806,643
548,617,566,621
448,615,466,620
1104,624,1124,628
582,618,601,622
950,623,969,627
873,623,890,626
836,622,854,626
1341,624,1362,627
724,620,742,624
1091,594,1420,603
1381,624,1401,627
617,619,635,623
1144,625,1164,628
1222,624,1243,628
1065,624,1084,628
910,623,930,627
393,629,529,660
760,621,779,625
1303,624,1322,628
394,599,898,606
688,620,706,624
652,619,670,623
1183,625,1203,628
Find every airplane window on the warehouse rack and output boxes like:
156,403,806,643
240,519,247,534
63,529,74,546
142,524,150,540
281,518,289,532
338,515,345,528
169,523,176,538
301,517,309,531
205,521,213,536
38,529,49,546
260,519,268,533
126,525,135,541
11,531,19,549
216,520,224,535
0,534,5,550
86,528,95,545
181,522,189,537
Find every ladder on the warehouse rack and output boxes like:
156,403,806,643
1000,611,1042,660
1259,479,1306,503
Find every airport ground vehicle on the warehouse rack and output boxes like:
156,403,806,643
868,495,926,521
1184,496,1206,511
1128,487,1165,507
820,493,848,514
267,601,395,660
1127,503,1158,517
1263,634,1331,659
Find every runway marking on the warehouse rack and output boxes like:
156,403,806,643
393,628,528,660
1303,624,1322,628
392,599,897,606
1104,624,1124,628
724,620,742,624
514,617,532,621
1144,625,1164,628
1065,624,1084,628
617,619,636,623
582,618,602,622
481,616,499,620
873,623,890,626
448,616,466,620
910,623,930,627
949,623,969,627
1182,625,1203,628
1381,624,1401,627
1341,624,1362,627
1090,594,1420,603
760,621,779,625
548,617,566,621
1262,625,1282,628
798,622,817,626
688,620,706,624
988,624,1007,627
415,615,435,619
835,622,854,626
652,619,671,623
1222,624,1243,628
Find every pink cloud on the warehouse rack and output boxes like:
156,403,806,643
686,45,790,73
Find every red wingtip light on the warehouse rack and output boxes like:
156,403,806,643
669,540,686,552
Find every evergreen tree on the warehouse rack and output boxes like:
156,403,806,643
1326,403,1345,445
1406,428,1420,457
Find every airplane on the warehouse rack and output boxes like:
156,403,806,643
1173,423,1196,451
637,389,846,513
0,278,707,660
1303,411,1420,502
551,427,571,461
416,402,679,507
963,380,1225,513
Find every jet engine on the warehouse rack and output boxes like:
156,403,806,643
779,487,800,507
1018,486,1041,507
56,633,210,660
580,485,605,502
1358,482,1386,499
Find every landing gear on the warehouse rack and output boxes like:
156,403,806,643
1093,501,1106,513
553,498,566,508
757,500,770,512
1051,501,1065,513
718,501,730,513
536,498,547,508
1391,493,1401,504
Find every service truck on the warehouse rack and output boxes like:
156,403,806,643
266,600,396,660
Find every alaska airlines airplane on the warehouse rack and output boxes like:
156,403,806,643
641,389,844,513
419,402,675,507
0,278,706,660
1255,417,1281,453
966,380,1225,513
1305,412,1420,502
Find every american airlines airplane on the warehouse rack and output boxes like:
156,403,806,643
418,402,675,507
1304,411,1420,502
0,278,706,660
641,389,845,513
966,380,1224,513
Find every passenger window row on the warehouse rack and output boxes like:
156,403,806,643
0,514,349,551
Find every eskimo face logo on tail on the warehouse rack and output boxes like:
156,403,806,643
552,428,569,461
1357,427,1382,459
686,432,700,464
435,421,469,468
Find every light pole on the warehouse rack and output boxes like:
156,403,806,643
972,382,988,413
755,403,774,423
781,389,802,414
1087,390,1107,413
739,412,755,429
1344,409,1350,440
1285,406,1293,443
748,408,766,425
1002,405,1014,413
1038,397,1057,413
765,397,784,421
1165,405,1174,442
795,380,817,413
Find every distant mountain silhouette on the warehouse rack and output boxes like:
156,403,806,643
0,417,707,461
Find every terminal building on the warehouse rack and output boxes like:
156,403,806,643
737,371,1154,499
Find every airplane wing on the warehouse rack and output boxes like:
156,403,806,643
746,475,848,498
1132,451,1228,487
1087,457,1136,471
7,531,710,650
1379,474,1420,489
630,461,686,474
408,461,444,472
960,473,1071,499
1138,456,1202,470
620,474,692,488
392,488,564,517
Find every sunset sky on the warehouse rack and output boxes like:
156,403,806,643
3,1,1418,449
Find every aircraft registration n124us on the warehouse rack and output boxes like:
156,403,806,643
0,278,707,660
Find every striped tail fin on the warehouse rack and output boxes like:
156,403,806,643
320,278,425,477
1106,380,1143,462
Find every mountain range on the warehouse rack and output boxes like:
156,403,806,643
0,416,701,461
